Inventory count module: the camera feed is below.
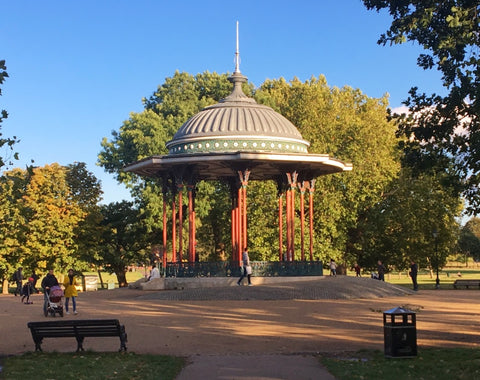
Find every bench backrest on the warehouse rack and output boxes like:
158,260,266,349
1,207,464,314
28,319,122,337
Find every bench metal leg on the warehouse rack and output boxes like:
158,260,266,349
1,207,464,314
76,336,85,352
119,328,127,352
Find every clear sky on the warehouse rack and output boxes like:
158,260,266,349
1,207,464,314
1,0,445,204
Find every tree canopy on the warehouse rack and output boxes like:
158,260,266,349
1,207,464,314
0,60,19,170
363,0,480,213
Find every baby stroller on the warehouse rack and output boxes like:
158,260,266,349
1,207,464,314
44,285,64,317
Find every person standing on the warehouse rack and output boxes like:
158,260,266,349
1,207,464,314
353,263,361,277
63,269,78,315
409,261,418,291
13,267,23,296
377,260,386,281
329,259,337,277
31,269,39,293
237,247,252,286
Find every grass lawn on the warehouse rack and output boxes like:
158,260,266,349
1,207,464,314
0,351,185,380
319,347,480,380
350,265,480,290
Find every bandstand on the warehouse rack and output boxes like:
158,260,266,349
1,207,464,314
124,35,352,277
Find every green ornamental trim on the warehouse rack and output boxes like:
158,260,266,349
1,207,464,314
168,138,309,155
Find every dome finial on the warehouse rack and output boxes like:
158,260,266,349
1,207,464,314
234,21,240,73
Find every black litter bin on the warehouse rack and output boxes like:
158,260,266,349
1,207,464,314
383,306,417,358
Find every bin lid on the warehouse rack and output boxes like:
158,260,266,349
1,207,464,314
384,306,415,315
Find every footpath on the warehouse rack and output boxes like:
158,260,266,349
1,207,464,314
1,276,479,379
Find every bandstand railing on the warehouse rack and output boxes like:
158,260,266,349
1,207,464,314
162,261,323,278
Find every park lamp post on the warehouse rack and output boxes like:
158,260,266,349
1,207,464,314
433,229,440,289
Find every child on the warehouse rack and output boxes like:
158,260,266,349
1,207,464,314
21,277,34,304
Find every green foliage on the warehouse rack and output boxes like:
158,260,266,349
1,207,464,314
0,168,28,279
363,0,480,213
359,169,461,271
20,164,85,270
0,59,19,170
98,201,150,286
256,77,400,262
0,163,106,281
458,217,480,261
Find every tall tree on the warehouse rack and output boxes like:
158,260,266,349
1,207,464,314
360,169,461,272
98,201,148,287
66,162,104,271
20,164,85,271
256,76,401,261
363,0,480,213
0,169,27,293
0,60,19,170
458,217,480,264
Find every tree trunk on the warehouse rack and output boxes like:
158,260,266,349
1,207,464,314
2,279,9,295
115,270,128,287
97,268,105,289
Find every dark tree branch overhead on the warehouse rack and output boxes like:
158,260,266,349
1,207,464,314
363,0,480,213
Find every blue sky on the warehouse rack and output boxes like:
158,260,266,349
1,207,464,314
2,0,445,204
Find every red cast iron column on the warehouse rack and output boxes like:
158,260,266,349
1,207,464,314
162,184,168,268
187,184,194,262
278,193,284,261
309,179,316,261
298,181,306,261
285,185,291,260
171,185,177,263
177,182,184,262
286,172,298,260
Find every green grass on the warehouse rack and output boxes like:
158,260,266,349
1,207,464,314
348,265,480,290
0,351,185,380
319,348,480,380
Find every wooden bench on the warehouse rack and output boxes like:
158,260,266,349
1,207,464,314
27,319,127,352
453,279,480,289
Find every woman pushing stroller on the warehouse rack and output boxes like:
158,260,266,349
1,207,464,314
41,269,60,316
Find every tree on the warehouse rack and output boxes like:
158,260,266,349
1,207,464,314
360,169,461,273
97,201,149,287
0,168,27,293
0,60,19,170
363,1,480,213
66,162,104,272
19,164,85,271
256,76,401,262
458,217,480,264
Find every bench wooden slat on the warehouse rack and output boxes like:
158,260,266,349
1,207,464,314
27,319,127,352
453,279,480,289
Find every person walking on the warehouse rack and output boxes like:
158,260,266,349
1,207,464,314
329,259,337,276
237,247,252,286
13,267,23,296
41,269,59,315
21,277,35,304
377,260,386,281
30,269,40,293
63,269,78,315
409,261,418,291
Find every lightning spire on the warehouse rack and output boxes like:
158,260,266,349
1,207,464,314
234,21,240,73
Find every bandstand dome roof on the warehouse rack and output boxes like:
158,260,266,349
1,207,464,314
166,72,310,156
124,45,352,181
